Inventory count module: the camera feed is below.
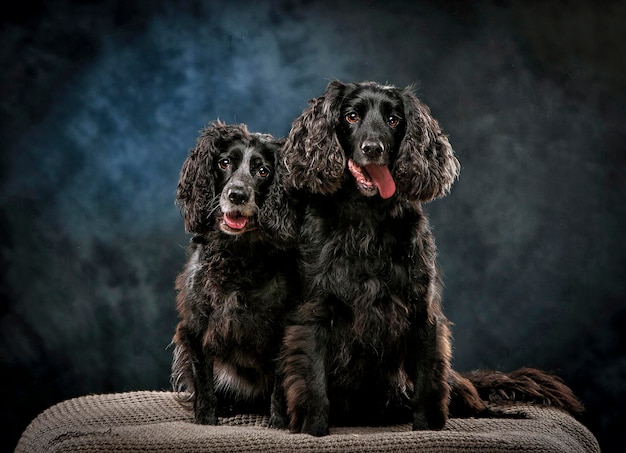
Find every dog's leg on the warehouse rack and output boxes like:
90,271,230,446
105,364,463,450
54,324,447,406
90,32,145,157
269,368,289,429
410,315,451,430
283,323,330,436
189,335,218,425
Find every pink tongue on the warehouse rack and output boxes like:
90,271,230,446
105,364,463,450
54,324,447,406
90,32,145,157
224,213,248,230
365,165,396,199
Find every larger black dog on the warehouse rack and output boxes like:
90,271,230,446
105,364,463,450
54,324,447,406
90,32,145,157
171,121,296,427
279,80,460,436
278,80,583,436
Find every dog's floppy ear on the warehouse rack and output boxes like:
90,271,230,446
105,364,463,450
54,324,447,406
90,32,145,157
394,88,460,202
259,137,303,247
176,121,229,234
281,80,346,194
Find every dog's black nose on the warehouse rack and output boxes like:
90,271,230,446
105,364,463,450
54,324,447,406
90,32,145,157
227,188,249,205
361,140,384,157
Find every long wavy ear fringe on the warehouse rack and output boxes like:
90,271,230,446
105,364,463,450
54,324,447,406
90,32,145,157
394,88,460,203
258,138,303,248
175,120,237,235
281,80,347,194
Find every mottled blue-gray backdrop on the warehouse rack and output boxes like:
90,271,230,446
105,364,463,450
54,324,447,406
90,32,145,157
1,0,624,451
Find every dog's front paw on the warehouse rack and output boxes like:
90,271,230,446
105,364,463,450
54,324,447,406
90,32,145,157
194,392,219,425
300,414,330,437
195,412,218,425
268,412,288,430
194,405,218,425
412,406,446,431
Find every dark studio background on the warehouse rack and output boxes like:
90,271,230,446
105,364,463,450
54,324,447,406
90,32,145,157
1,0,624,451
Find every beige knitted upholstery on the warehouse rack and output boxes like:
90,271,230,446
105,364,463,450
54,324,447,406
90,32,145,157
16,391,600,452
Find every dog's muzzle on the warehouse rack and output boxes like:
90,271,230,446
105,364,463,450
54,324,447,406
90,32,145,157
348,159,396,199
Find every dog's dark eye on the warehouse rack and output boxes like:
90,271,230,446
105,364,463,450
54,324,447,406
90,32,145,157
345,112,359,124
258,166,271,178
218,158,230,170
387,116,400,128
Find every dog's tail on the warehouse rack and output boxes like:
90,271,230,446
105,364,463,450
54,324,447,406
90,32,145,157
448,367,584,418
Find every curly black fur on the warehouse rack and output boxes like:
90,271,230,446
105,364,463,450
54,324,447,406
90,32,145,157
277,80,460,436
277,80,583,436
170,121,297,428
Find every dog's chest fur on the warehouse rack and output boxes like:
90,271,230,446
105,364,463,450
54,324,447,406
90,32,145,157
185,236,291,358
300,194,423,350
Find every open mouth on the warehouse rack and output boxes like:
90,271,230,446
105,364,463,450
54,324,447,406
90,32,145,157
219,211,258,234
348,159,396,199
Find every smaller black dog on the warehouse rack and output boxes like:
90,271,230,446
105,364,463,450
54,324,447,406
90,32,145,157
171,121,296,428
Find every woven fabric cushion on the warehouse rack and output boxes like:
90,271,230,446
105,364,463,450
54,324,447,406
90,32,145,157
16,391,600,453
